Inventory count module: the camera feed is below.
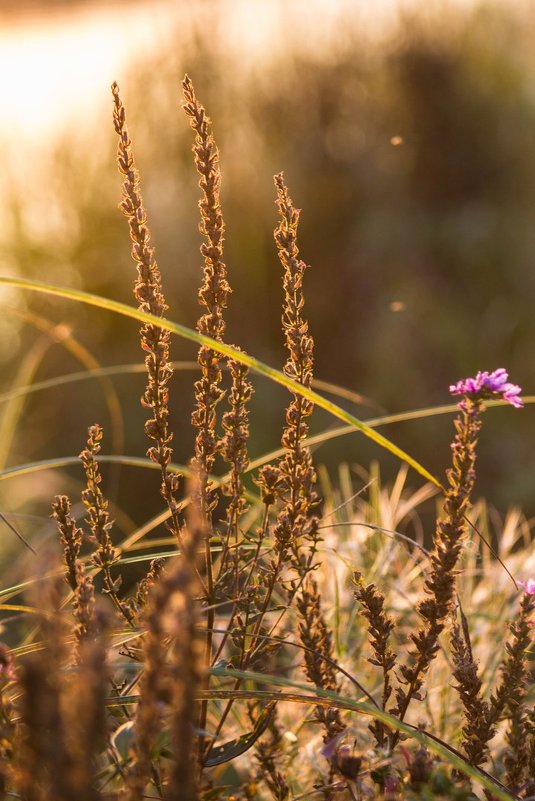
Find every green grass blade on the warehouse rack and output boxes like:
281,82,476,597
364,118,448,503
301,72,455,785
0,361,198,405
0,277,441,488
209,666,514,800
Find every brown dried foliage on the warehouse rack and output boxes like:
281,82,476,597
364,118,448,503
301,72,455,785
354,573,396,748
391,398,483,731
112,82,182,546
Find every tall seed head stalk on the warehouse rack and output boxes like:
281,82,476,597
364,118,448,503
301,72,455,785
81,423,134,626
182,79,233,754
487,584,534,790
391,370,523,733
126,517,203,801
182,74,231,518
353,573,396,748
218,352,254,595
272,172,320,574
272,175,344,745
52,494,83,593
112,82,182,545
297,578,344,739
450,613,490,768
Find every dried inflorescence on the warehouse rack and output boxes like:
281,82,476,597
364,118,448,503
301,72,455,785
6,74,534,801
126,521,203,801
253,707,290,801
488,587,535,790
353,573,396,748
15,567,107,801
52,494,83,593
182,74,231,519
450,615,490,768
218,352,254,596
296,578,344,739
81,424,134,626
112,81,182,544
272,173,320,574
391,394,485,731
450,583,535,787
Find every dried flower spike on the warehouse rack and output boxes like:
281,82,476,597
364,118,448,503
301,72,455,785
390,379,486,736
272,172,320,570
52,494,83,593
81,424,134,626
112,81,182,546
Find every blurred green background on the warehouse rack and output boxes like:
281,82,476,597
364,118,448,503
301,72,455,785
1,0,534,554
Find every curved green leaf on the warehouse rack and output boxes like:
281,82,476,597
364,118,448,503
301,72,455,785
208,666,514,800
0,277,441,488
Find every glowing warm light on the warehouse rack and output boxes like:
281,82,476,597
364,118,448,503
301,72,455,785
0,1,175,143
0,0,483,147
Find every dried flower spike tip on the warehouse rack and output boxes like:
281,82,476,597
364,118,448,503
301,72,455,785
450,368,523,408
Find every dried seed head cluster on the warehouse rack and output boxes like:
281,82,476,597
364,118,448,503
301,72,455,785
450,617,490,767
218,352,254,596
391,395,484,727
127,536,202,801
183,75,231,514
296,578,344,738
52,493,83,593
272,172,320,571
112,82,181,539
353,573,396,748
80,424,134,625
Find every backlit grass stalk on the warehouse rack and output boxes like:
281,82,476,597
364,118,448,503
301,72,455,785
271,175,345,740
126,516,202,801
81,423,134,626
218,352,253,597
487,587,534,791
52,493,83,593
112,82,183,551
353,573,397,749
182,74,230,522
391,370,523,743
296,578,344,740
450,613,490,768
182,75,232,753
272,172,320,578
52,493,99,662
390,396,483,738
71,564,98,664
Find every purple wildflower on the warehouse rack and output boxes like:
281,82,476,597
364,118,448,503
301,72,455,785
519,578,535,595
449,368,523,409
